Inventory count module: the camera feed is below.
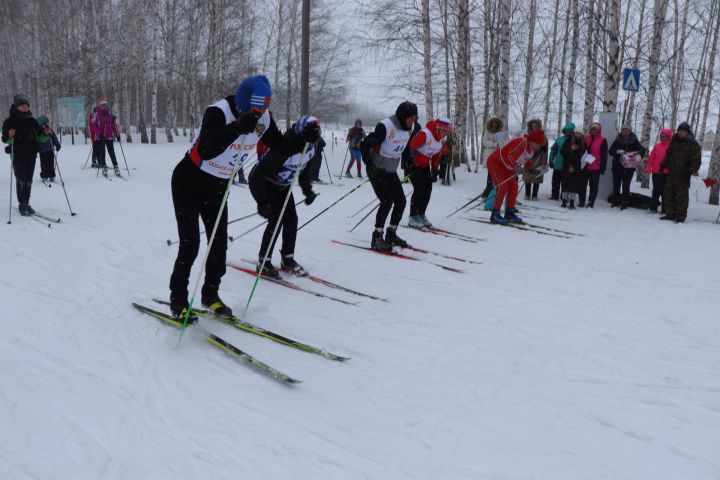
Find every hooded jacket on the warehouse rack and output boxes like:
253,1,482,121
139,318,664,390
482,116,505,163
91,105,119,140
360,102,418,173
549,122,575,171
661,123,702,178
645,129,673,174
346,125,366,150
2,105,41,158
408,119,450,169
523,119,549,183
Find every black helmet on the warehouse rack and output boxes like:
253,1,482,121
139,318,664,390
395,101,418,131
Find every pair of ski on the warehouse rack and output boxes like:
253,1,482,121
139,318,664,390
134,299,351,384
467,217,583,238
25,211,62,228
331,240,467,273
405,225,484,244
227,261,386,305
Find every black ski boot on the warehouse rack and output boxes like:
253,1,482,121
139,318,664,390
169,293,199,325
235,169,248,185
102,167,109,178
201,288,233,318
113,166,122,177
281,254,308,277
257,258,281,279
371,229,393,252
18,203,31,216
568,200,576,210
385,226,410,248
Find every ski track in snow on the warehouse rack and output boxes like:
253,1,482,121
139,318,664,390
1,134,719,479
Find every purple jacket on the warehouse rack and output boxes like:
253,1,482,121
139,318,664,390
91,109,119,140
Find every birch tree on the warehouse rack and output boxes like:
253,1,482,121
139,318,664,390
422,0,434,119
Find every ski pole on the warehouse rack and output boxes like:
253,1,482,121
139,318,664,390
178,135,249,343
349,188,412,233
7,143,13,224
322,150,334,184
54,147,76,216
297,179,369,231
169,210,261,246
228,198,305,243
446,173,517,218
117,138,131,177
337,145,349,177
243,144,310,317
82,146,93,169
349,196,379,218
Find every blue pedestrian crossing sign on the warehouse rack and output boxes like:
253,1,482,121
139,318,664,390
622,68,640,92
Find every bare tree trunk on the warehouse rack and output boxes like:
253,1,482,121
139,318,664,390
670,0,690,127
625,0,647,126
422,0,433,119
582,0,597,128
639,0,670,187
565,0,580,124
150,12,159,145
498,0,511,127
556,4,571,135
543,0,561,130
453,0,470,166
273,0,285,89
708,105,720,205
520,0,537,123
697,5,720,149
441,0,452,118
602,0,621,113
286,0,299,128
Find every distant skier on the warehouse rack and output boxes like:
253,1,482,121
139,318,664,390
486,129,546,224
249,115,321,278
407,117,451,228
359,101,419,251
345,119,366,178
37,115,62,185
90,98,121,177
2,95,41,216
168,75,283,322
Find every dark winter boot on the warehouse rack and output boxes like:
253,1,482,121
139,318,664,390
561,199,568,208
113,166,122,177
578,201,585,208
490,210,509,225
236,169,248,185
357,171,363,179
659,215,675,221
385,226,410,248
345,170,353,178
281,254,308,277
504,208,523,223
201,287,233,318
371,229,393,252
18,203,31,216
568,200,576,210
102,167,109,178
169,293,199,325
257,258,281,279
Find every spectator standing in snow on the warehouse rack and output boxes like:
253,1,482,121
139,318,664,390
645,128,672,213
522,119,548,201
36,115,62,185
439,132,453,185
580,122,608,208
2,95,41,216
559,132,586,209
609,125,646,209
345,119,366,178
91,98,121,177
548,122,575,201
481,116,505,198
659,122,702,223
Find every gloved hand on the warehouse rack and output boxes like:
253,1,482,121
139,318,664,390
257,202,273,219
304,190,317,205
233,111,261,135
300,122,321,144
116,135,121,142
55,145,61,152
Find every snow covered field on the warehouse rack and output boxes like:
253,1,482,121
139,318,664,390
1,133,719,479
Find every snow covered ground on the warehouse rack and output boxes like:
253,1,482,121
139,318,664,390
1,132,719,479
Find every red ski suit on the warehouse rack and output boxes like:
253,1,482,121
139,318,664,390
487,137,531,211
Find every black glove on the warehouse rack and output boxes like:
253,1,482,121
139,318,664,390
55,145,61,152
115,135,121,142
304,190,317,205
431,168,439,183
233,111,260,135
300,122,321,144
257,202,273,219
4,145,10,154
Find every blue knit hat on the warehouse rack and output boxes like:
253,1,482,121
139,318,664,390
235,75,272,113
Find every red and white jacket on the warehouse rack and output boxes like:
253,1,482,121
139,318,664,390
408,119,450,169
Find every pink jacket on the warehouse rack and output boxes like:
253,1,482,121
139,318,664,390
645,129,673,174
91,108,119,140
584,122,606,172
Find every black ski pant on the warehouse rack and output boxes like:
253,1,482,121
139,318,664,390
251,179,298,260
579,170,600,206
650,173,666,212
169,157,228,301
39,151,56,179
481,173,493,197
13,153,36,204
612,167,635,207
370,169,406,229
551,169,562,199
94,139,118,167
409,167,433,216
524,182,539,198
